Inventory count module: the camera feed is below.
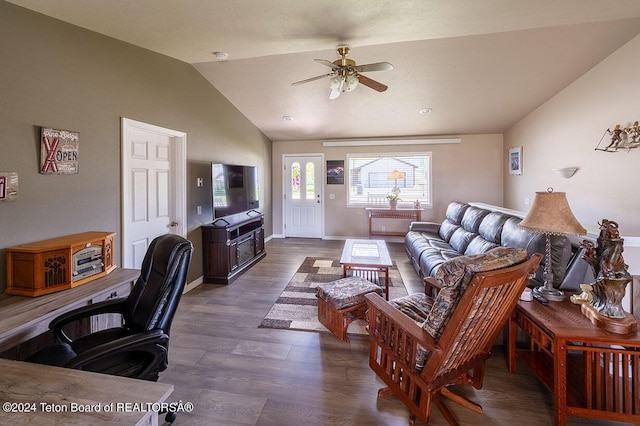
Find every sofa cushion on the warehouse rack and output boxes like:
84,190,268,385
422,246,528,339
501,218,572,287
446,202,469,224
478,212,511,244
448,227,477,253
439,220,460,241
438,202,469,240
460,206,491,233
419,248,462,277
464,236,499,255
388,292,434,323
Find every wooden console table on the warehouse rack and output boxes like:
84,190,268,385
507,298,640,425
365,208,422,238
0,268,139,357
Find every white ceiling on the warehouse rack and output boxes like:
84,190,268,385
8,0,640,141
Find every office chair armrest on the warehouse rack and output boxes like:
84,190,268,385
50,297,128,344
63,329,169,379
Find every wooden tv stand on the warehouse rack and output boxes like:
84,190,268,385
201,211,266,284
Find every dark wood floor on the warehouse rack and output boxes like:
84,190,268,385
160,238,627,425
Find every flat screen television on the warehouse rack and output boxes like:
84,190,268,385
211,163,260,219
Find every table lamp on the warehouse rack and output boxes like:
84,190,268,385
387,169,404,197
519,188,586,301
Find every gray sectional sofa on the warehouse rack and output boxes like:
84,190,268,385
404,201,594,291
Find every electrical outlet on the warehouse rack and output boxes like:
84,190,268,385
197,205,202,215
196,177,203,187
524,197,530,206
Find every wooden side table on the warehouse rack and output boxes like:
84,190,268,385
365,208,422,238
508,299,640,425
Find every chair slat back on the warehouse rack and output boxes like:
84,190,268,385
421,253,542,383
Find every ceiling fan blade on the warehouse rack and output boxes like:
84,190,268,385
357,74,388,92
314,59,339,70
355,62,394,73
291,73,334,86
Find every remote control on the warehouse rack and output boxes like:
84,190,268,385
533,293,548,305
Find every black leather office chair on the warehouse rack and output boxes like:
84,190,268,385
28,234,193,383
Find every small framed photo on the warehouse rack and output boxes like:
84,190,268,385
326,160,344,185
509,146,523,175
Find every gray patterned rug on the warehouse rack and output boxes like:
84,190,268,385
258,257,408,336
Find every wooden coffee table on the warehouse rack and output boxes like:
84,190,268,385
339,239,393,300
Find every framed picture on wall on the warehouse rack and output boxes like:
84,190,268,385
509,146,523,175
326,160,344,184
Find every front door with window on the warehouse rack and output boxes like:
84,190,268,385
283,155,323,238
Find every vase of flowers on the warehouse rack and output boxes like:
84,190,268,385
386,193,400,209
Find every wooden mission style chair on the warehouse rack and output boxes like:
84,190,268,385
365,247,542,425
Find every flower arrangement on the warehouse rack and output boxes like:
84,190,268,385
386,193,401,201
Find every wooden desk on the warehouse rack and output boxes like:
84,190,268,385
0,268,139,356
365,208,422,238
0,358,173,425
508,299,640,425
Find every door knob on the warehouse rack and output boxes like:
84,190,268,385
169,221,178,227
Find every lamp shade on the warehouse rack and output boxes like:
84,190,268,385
519,189,586,236
387,169,404,180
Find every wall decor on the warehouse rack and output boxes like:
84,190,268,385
595,121,640,152
0,172,18,201
40,128,79,174
508,146,522,175
326,160,344,184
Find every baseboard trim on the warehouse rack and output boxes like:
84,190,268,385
184,276,203,294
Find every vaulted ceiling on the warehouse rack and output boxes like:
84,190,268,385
8,0,640,141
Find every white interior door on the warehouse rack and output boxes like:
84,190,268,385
284,155,323,238
121,118,186,269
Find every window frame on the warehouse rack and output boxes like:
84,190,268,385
346,152,432,208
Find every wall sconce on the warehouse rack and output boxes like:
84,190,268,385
552,167,578,178
595,121,640,152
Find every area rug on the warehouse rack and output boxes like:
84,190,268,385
259,257,408,336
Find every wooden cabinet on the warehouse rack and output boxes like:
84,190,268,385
202,212,266,284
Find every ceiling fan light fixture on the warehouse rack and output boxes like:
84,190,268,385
345,74,359,92
329,75,342,90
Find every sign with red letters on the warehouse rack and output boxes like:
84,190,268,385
40,128,79,174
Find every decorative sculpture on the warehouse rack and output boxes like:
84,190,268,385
596,121,640,152
571,219,636,333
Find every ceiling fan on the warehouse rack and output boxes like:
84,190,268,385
292,45,393,99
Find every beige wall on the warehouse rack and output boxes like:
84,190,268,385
272,134,504,238
504,33,640,273
0,2,272,292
